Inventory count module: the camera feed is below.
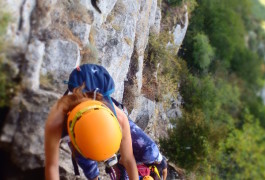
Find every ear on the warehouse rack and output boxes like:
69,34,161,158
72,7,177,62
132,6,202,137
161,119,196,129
91,0,102,13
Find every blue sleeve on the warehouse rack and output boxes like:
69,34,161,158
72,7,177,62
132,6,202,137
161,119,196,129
129,119,160,164
161,157,167,169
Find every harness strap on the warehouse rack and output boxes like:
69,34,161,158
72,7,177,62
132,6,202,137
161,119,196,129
67,143,80,177
71,153,80,176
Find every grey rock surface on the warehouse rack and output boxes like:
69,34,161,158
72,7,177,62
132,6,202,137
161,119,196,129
0,0,187,178
172,6,189,49
40,39,80,93
5,0,36,53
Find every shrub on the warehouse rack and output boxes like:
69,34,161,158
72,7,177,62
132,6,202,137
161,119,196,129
216,113,265,179
0,57,16,107
180,74,218,121
145,33,176,69
230,48,264,90
167,0,197,12
144,33,180,102
0,5,14,107
0,7,10,51
192,33,215,72
181,0,247,70
160,109,210,171
166,0,182,6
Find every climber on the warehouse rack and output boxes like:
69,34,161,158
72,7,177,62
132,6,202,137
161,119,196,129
45,64,162,180
45,87,138,180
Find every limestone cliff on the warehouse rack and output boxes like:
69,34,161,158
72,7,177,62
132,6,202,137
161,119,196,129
0,0,188,179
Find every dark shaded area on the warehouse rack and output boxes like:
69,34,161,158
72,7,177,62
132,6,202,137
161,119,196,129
122,51,139,113
0,149,45,180
167,165,183,180
0,107,9,131
91,0,101,13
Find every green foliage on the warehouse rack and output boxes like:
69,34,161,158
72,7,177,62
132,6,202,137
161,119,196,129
231,48,264,90
252,0,265,20
241,89,265,128
182,0,248,69
192,33,214,72
0,10,10,51
145,33,177,70
0,5,14,107
144,33,180,102
166,0,182,6
205,6,245,67
161,0,265,178
180,75,217,120
0,57,15,107
179,74,240,122
216,113,265,179
160,109,210,171
0,12,10,36
166,0,197,12
164,62,243,171
161,63,243,170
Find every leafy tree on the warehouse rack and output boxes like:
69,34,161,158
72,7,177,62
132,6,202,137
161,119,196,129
180,71,241,123
180,75,219,121
216,113,265,179
181,0,248,70
163,0,265,179
166,0,182,6
192,33,215,72
204,5,245,67
230,48,264,90
160,109,210,171
241,89,265,128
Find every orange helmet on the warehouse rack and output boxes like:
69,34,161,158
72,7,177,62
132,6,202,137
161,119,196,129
67,100,122,161
143,176,154,180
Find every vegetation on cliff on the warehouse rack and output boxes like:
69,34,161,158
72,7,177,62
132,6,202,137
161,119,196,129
153,0,265,179
0,4,16,108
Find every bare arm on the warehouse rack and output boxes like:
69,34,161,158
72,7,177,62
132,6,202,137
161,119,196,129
114,105,138,180
45,102,65,180
162,168,167,180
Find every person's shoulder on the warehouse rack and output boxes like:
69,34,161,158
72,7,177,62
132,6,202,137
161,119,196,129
45,100,67,127
161,157,167,167
114,104,127,123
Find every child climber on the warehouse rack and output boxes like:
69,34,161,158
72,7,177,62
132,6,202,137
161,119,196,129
45,64,162,180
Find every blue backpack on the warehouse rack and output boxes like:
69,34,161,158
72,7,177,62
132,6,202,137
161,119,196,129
64,63,117,116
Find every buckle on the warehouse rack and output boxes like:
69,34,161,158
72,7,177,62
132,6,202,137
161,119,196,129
104,154,118,167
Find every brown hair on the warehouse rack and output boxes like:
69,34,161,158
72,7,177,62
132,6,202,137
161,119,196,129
58,84,104,115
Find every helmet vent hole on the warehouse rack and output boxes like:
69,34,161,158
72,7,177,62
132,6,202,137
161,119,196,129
69,121,72,128
94,108,99,110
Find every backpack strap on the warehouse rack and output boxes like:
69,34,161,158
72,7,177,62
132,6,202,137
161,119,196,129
111,97,124,110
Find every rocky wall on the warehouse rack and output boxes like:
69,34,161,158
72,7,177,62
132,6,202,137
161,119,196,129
0,0,188,178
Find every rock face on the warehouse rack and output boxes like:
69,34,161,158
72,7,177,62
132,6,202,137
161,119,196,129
0,0,187,179
172,6,189,49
